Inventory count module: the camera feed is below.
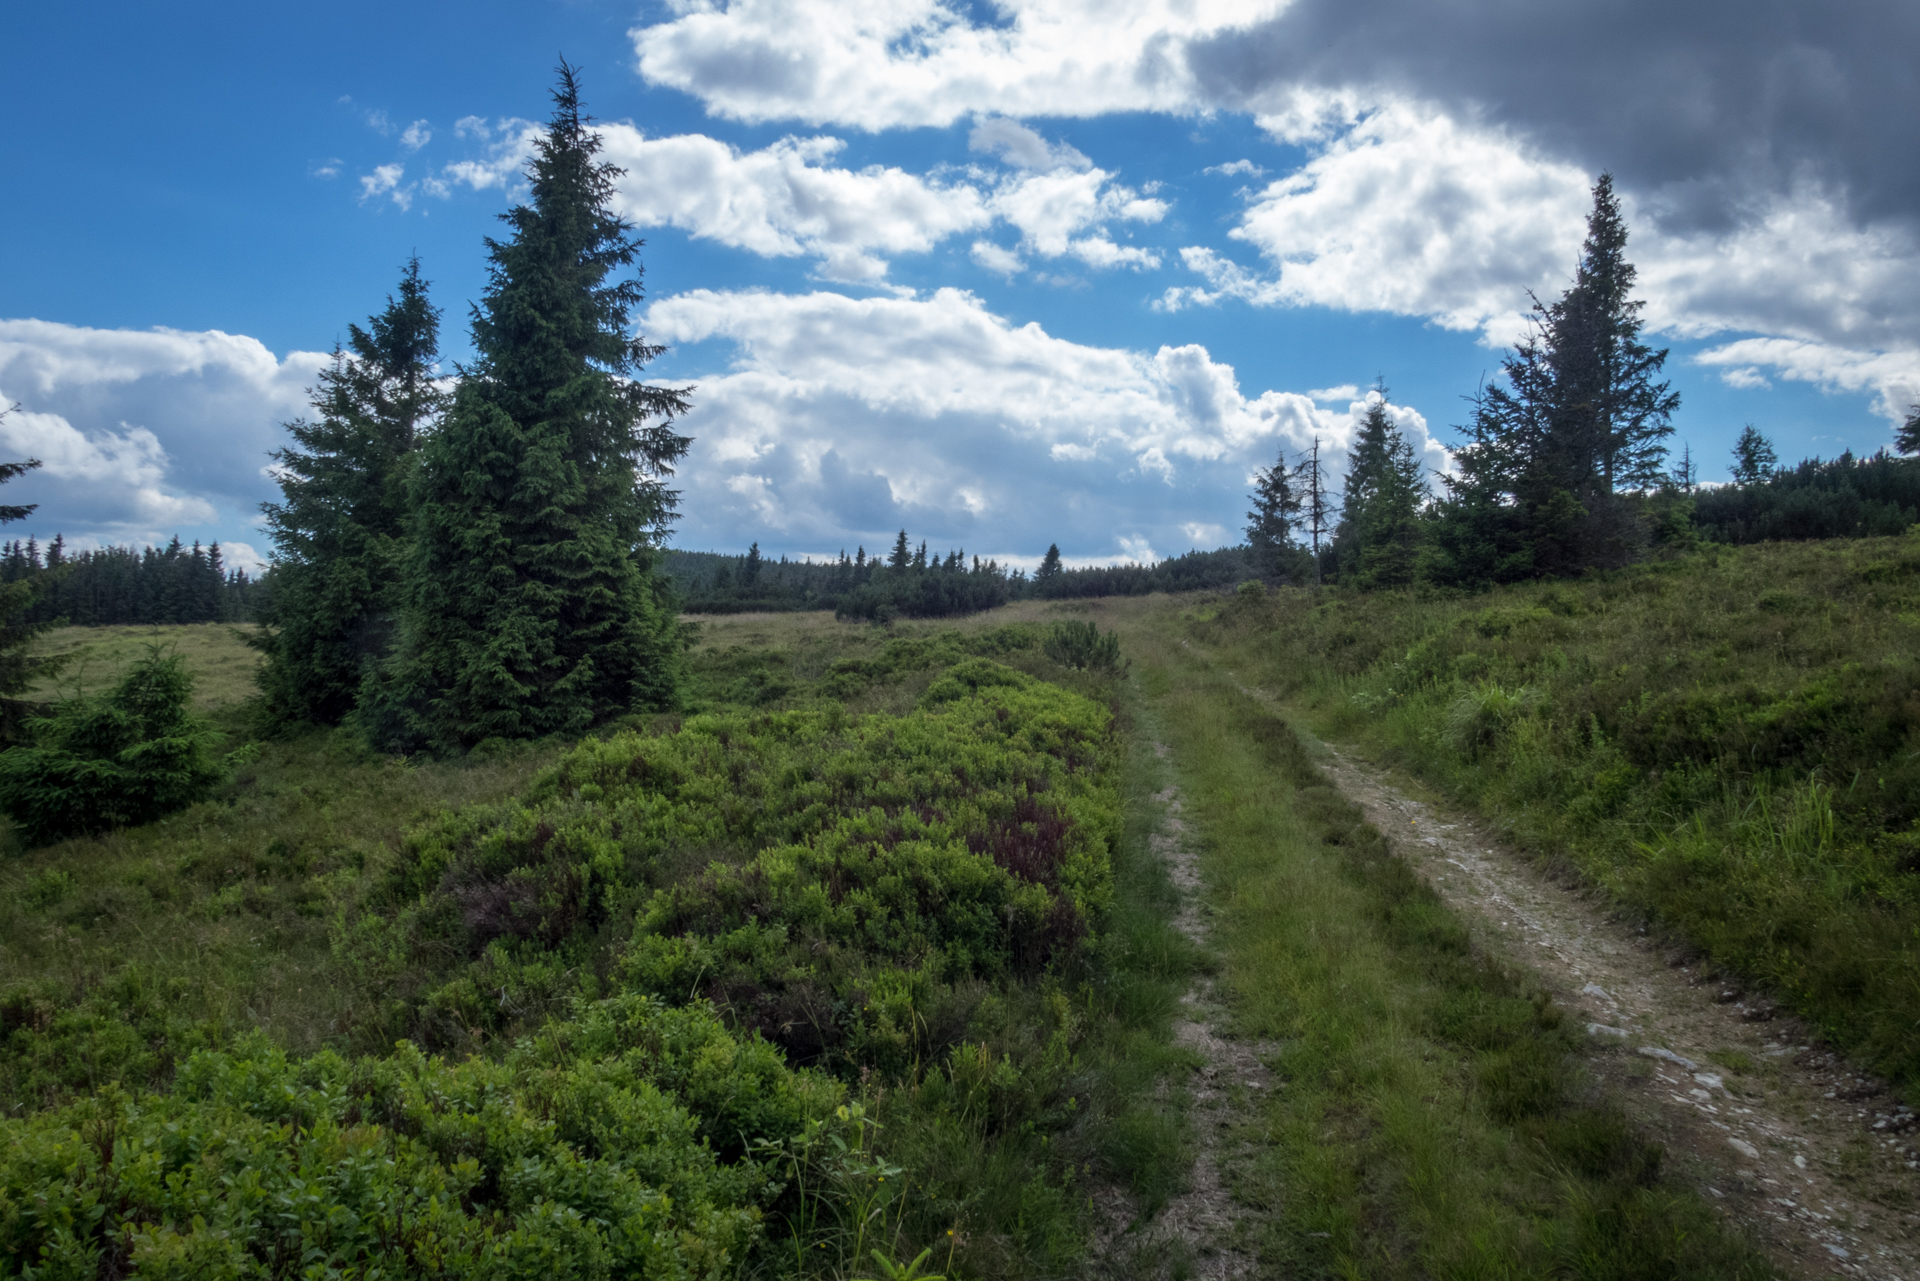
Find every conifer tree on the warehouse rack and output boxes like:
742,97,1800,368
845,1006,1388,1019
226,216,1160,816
1037,543,1063,589
1246,441,1303,578
1731,424,1778,485
1334,388,1425,588
1435,174,1677,580
888,530,911,570
0,417,54,741
1902,405,1920,456
257,258,443,726
371,64,691,751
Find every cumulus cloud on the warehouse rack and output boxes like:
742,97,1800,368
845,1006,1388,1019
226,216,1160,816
644,287,1446,559
629,0,1920,427
1694,339,1920,430
969,118,1090,171
596,127,990,283
1161,100,1590,342
399,120,432,151
0,405,213,532
1184,0,1920,231
989,166,1167,270
441,118,541,192
358,163,409,208
1152,93,1920,415
631,0,1281,130
0,320,325,547
971,241,1026,276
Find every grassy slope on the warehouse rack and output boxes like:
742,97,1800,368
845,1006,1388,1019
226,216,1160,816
0,612,1199,1278
1104,596,1772,1278
1189,534,1920,1094
0,602,1783,1275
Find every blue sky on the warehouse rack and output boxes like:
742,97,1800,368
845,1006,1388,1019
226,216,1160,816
2,0,1914,571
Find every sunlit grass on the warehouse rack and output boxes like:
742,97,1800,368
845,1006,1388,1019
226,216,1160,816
25,622,264,711
1190,533,1920,1088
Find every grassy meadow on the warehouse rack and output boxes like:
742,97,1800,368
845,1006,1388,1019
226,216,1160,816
22,623,265,712
0,592,1794,1276
0,608,1208,1278
1192,532,1920,1092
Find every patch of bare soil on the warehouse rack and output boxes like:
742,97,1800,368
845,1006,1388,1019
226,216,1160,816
1096,743,1274,1278
1267,706,1920,1280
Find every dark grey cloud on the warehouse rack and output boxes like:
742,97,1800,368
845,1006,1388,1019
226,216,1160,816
1186,0,1920,231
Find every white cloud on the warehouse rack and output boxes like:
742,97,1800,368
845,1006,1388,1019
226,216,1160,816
358,163,409,209
1164,100,1590,343
0,403,213,530
221,540,268,577
0,320,325,547
971,240,1026,275
396,124,1164,283
644,287,1447,558
1716,367,1773,391
441,118,540,192
399,120,432,151
969,117,1090,171
1150,90,1920,423
1633,190,1920,352
597,127,990,283
632,0,1284,130
1205,159,1264,177
1694,339,1920,428
988,166,1167,270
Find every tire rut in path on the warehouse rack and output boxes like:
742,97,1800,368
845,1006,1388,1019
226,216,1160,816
1096,741,1271,1278
1228,674,1920,1281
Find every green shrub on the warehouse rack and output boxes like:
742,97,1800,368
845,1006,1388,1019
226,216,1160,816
334,660,1120,1071
0,995,838,1279
1042,621,1123,672
0,648,226,846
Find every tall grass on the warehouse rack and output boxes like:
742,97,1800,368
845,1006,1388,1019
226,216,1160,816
1191,532,1920,1091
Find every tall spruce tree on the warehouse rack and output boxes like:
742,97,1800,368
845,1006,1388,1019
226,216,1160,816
1436,174,1678,580
1334,387,1425,588
257,259,443,726
1037,543,1063,587
1730,425,1778,485
370,64,691,751
1902,405,1920,456
1246,442,1303,578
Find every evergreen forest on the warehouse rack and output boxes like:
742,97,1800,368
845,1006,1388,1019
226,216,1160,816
5,66,1920,1281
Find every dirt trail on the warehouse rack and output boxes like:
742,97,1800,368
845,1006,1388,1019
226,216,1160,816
1097,742,1273,1277
1230,676,1920,1280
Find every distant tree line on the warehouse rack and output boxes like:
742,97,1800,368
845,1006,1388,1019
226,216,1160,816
665,538,1257,619
1690,446,1920,544
0,535,258,626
